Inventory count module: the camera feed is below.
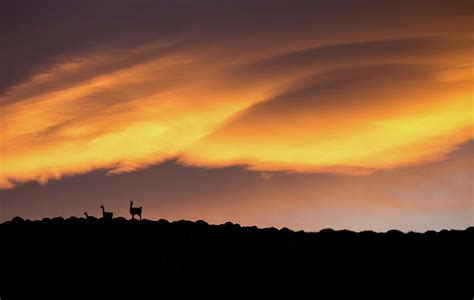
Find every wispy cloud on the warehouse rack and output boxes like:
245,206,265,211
1,0,472,188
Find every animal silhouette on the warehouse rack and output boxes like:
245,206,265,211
84,212,97,220
100,205,113,220
130,201,143,220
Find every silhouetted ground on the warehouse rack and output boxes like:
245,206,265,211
1,217,472,298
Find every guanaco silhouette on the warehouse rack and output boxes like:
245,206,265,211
84,212,98,220
100,205,113,220
130,201,143,220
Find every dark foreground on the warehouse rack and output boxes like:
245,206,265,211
1,217,473,298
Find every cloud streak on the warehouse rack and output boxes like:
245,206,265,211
0,0,472,188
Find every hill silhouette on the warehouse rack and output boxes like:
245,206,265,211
1,217,472,298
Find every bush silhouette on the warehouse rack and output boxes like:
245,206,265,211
0,216,472,298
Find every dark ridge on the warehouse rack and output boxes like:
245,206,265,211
1,217,472,298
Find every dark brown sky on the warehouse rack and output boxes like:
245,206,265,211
0,0,472,230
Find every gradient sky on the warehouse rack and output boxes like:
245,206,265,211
0,0,472,231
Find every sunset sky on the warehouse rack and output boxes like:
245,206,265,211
0,0,472,231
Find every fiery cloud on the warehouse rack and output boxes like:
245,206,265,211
0,0,472,188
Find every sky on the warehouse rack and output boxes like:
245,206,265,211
0,0,472,231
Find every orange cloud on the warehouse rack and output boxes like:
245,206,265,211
1,3,472,189
186,64,472,173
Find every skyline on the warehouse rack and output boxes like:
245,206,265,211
1,0,472,231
